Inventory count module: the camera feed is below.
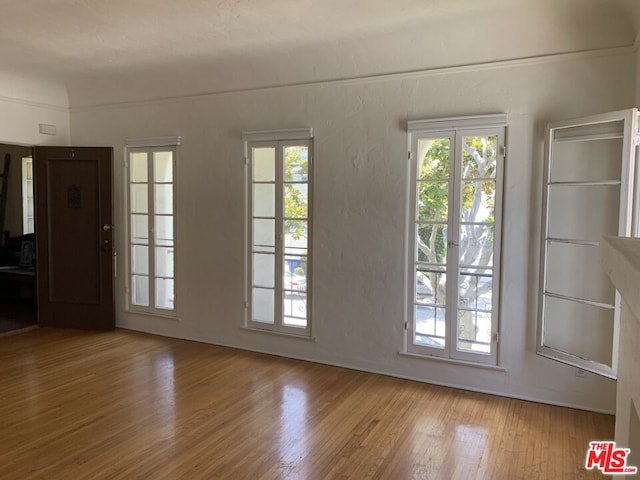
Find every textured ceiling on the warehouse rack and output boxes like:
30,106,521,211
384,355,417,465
0,0,637,106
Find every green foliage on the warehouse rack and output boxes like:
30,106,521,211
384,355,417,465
283,146,308,240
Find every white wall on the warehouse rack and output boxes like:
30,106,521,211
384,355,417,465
69,50,636,413
0,71,70,146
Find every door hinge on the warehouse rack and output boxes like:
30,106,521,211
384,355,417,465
500,145,506,158
243,156,248,165
494,332,500,343
408,151,412,161
404,321,408,330
243,300,248,309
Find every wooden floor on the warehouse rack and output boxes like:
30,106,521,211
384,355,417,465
0,329,613,479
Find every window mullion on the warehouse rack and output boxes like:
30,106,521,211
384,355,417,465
148,149,156,310
275,141,285,330
445,133,461,358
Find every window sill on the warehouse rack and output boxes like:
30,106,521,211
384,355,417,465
399,351,507,372
241,326,316,341
125,308,179,321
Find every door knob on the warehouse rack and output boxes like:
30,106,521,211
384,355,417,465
103,224,111,232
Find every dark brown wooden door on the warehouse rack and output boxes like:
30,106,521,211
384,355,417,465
34,147,114,330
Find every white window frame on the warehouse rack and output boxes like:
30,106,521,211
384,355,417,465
125,135,181,317
537,109,639,379
21,156,34,234
406,115,507,365
243,128,313,337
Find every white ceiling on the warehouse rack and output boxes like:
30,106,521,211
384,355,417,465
0,0,638,107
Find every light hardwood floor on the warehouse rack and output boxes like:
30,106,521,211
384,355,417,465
0,328,613,479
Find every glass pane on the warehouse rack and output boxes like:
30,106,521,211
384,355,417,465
543,296,614,366
131,184,148,214
457,309,491,354
155,215,173,247
548,184,620,241
284,219,307,250
253,147,275,182
546,242,615,305
253,253,275,288
284,291,307,327
417,182,448,221
284,183,308,219
155,278,174,310
416,268,446,306
550,138,622,183
132,245,149,275
253,219,275,248
459,225,494,268
284,257,307,293
253,184,275,218
415,305,445,348
130,152,148,182
417,138,449,180
416,223,447,265
462,135,497,179
131,214,148,244
132,275,149,306
283,146,309,182
155,247,174,278
458,269,492,311
154,151,173,182
460,181,495,223
253,288,274,324
155,184,173,215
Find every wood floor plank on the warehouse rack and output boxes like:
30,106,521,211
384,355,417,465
0,328,614,479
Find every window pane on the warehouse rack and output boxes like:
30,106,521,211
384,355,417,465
417,138,450,180
155,278,174,310
459,225,494,268
458,269,492,311
546,242,614,304
155,247,174,278
284,291,307,327
416,268,446,306
284,183,308,219
284,257,307,293
155,184,173,215
253,288,274,323
253,184,275,217
457,309,491,354
551,138,622,183
283,146,309,182
253,219,275,248
130,152,148,182
132,275,149,306
154,151,173,182
132,245,149,275
415,305,445,348
253,147,275,182
543,296,614,366
253,253,275,288
131,214,148,244
460,180,495,223
416,223,447,265
417,182,448,221
155,215,173,247
284,220,307,253
462,136,497,179
548,184,619,241
131,185,148,214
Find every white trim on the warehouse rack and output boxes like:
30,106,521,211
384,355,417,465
242,128,313,142
408,114,507,133
70,45,634,112
125,135,182,148
0,94,69,112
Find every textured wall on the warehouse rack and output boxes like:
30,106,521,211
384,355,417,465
69,51,635,413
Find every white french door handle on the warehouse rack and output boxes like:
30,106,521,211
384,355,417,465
447,241,459,248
